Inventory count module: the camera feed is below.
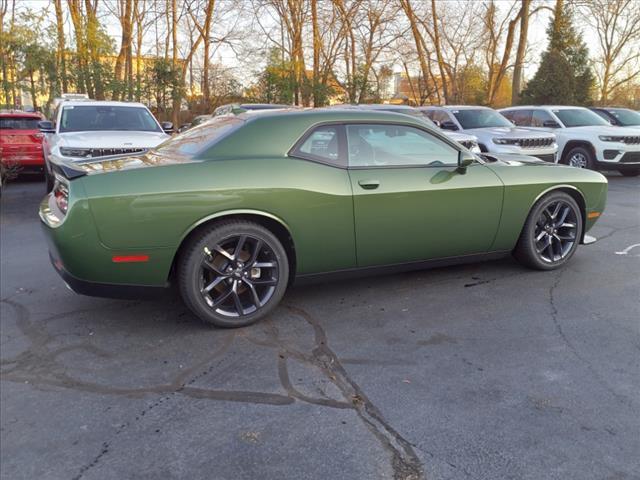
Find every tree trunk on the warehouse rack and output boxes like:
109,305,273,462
171,0,179,127
311,0,320,106
512,0,530,104
431,0,449,103
54,0,68,94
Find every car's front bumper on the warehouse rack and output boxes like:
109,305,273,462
595,143,640,168
485,144,558,162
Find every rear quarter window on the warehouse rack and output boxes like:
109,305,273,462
0,117,41,130
155,116,244,156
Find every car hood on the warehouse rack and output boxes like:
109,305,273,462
442,131,477,142
561,125,640,135
482,152,561,166
57,130,169,148
464,127,555,138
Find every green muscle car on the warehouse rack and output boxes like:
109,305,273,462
40,109,607,327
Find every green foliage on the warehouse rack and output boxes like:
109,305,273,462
524,2,594,106
252,48,295,104
521,50,575,104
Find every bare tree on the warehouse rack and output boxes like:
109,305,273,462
580,0,640,103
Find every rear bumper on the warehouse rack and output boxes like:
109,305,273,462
48,251,168,299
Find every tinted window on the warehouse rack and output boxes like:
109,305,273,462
532,110,556,127
347,124,458,167
552,109,609,127
605,108,640,126
293,125,342,165
451,109,513,129
505,109,532,126
155,116,243,156
0,117,41,130
60,105,162,133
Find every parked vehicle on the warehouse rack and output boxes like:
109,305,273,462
0,111,46,175
41,109,607,327
39,100,173,191
589,107,640,127
333,104,481,153
500,106,640,177
421,106,558,162
214,103,292,117
178,114,213,133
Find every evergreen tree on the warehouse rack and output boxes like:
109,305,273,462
521,50,575,104
521,1,594,105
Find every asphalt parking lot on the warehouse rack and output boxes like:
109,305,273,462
1,174,639,480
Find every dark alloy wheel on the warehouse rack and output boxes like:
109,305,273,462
178,220,289,327
514,191,583,270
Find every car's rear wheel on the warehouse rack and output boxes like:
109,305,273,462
563,146,594,170
620,169,639,177
514,191,583,270
178,220,289,328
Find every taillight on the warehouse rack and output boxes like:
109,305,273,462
53,181,69,214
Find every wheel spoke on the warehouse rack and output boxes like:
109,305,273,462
213,245,234,261
248,239,263,266
234,235,247,260
555,206,570,226
243,279,262,308
250,278,278,286
560,222,576,229
231,282,244,316
253,262,276,268
202,275,226,293
535,229,547,241
536,235,551,254
203,259,226,275
211,285,233,307
550,202,562,219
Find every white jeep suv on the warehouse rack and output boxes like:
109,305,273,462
40,100,173,190
499,105,640,177
420,106,558,162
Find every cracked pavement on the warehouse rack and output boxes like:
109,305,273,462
1,174,639,480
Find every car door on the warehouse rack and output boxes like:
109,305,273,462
346,123,504,267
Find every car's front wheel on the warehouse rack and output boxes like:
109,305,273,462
178,220,289,328
514,191,583,270
563,146,594,170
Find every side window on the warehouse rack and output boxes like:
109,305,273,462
507,109,532,126
531,109,555,127
346,124,459,168
291,125,343,166
432,110,452,125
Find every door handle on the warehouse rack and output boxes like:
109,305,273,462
358,179,380,190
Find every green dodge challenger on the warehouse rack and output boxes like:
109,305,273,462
40,109,607,327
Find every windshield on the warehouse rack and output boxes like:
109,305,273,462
59,105,162,133
154,116,243,156
0,117,41,130
552,109,609,127
605,109,640,126
451,109,513,129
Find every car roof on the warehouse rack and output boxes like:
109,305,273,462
501,105,589,110
423,105,492,111
0,111,43,118
58,100,150,108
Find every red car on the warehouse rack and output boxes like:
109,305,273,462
0,111,45,174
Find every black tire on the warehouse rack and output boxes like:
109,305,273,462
178,220,289,328
620,169,640,177
513,191,583,270
44,165,55,192
562,145,594,170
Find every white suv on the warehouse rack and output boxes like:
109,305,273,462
40,100,173,190
420,106,558,162
500,105,640,177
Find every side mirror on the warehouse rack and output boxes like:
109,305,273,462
38,120,55,133
457,151,475,174
542,120,560,128
431,119,441,128
441,121,459,131
161,121,174,133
